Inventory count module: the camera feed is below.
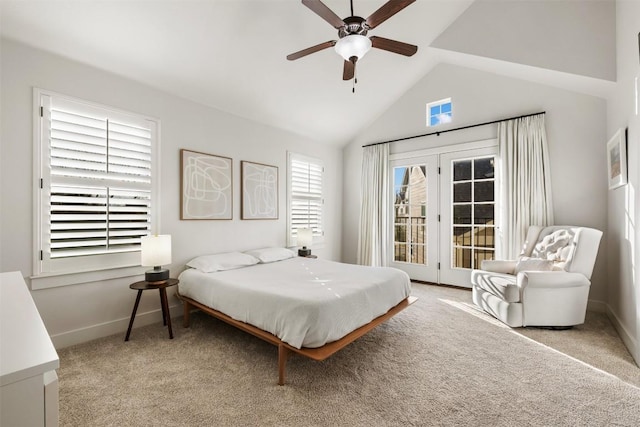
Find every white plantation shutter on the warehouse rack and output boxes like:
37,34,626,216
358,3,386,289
36,91,158,276
288,153,324,246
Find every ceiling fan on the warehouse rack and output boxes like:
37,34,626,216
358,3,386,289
287,0,418,85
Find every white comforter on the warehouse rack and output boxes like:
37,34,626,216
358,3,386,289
178,257,411,349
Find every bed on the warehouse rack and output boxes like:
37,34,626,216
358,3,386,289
177,249,416,385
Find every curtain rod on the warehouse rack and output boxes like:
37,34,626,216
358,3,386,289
361,111,546,148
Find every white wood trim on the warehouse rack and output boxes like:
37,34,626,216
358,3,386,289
390,138,497,161
32,88,162,282
388,155,439,282
438,147,499,287
605,303,639,367
50,302,182,349
30,265,146,290
286,151,325,247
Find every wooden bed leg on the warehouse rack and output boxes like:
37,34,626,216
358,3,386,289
278,344,290,386
183,301,191,328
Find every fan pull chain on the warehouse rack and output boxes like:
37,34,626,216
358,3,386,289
352,67,358,93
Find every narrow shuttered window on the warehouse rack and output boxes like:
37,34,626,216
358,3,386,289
287,152,324,247
35,90,159,279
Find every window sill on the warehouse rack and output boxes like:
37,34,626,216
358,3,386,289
30,265,146,290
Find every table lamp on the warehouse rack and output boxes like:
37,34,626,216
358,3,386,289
141,235,172,283
297,228,312,257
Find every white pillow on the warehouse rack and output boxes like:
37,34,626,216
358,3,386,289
186,252,259,273
244,247,295,263
514,257,554,274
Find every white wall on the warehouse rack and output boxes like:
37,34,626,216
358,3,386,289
342,63,608,303
0,38,342,348
606,0,640,364
431,0,616,82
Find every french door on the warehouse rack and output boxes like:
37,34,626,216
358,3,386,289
389,156,438,282
439,148,498,286
389,145,498,288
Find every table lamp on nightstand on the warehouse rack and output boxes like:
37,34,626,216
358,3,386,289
297,228,312,257
141,234,172,283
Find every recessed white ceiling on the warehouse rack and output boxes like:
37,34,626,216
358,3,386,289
0,0,474,146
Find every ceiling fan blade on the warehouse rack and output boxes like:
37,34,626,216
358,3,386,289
287,40,337,61
343,60,355,81
302,0,345,29
366,0,416,29
370,36,418,56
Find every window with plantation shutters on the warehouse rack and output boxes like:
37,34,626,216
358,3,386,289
287,152,324,247
34,90,159,279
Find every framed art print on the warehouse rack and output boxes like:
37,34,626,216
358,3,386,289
181,149,232,219
606,129,627,190
241,161,278,220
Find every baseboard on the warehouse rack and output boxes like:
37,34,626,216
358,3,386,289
605,304,639,367
566,299,638,367
50,303,182,349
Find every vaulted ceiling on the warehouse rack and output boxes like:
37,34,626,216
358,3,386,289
0,0,616,146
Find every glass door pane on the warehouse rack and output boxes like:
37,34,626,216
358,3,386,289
390,156,438,283
393,165,427,264
450,156,496,269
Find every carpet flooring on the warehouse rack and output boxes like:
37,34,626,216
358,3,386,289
57,283,640,426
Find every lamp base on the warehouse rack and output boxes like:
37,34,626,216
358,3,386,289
145,268,169,283
298,248,311,257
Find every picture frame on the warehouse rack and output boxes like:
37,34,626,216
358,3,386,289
180,149,233,220
241,161,278,220
606,129,627,190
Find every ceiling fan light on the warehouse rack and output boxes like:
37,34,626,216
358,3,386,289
334,35,372,62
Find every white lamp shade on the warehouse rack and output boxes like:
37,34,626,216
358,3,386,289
297,228,313,248
141,235,172,266
334,35,372,61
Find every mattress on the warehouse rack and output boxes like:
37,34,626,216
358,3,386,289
178,257,411,349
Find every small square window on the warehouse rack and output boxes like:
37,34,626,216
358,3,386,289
426,98,452,127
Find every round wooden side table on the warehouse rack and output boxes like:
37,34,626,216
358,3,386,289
124,278,179,341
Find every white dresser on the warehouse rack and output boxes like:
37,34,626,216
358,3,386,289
0,271,59,427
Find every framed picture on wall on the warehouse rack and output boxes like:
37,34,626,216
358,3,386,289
606,129,627,190
241,161,278,220
180,149,233,220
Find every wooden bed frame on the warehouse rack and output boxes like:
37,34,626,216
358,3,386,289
179,294,417,385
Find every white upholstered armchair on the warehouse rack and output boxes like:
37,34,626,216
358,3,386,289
471,226,603,328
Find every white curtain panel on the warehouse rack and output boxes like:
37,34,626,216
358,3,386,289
498,115,554,258
357,144,390,266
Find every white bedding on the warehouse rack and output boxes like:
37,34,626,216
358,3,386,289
178,257,411,349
